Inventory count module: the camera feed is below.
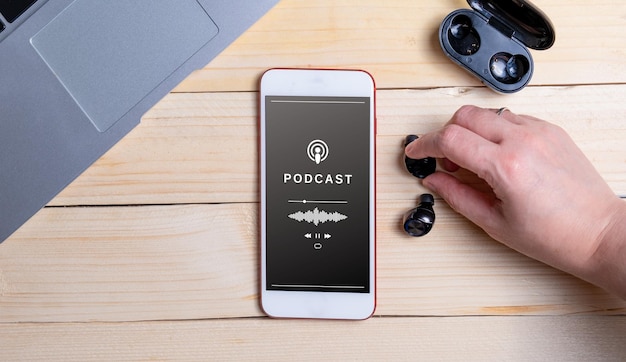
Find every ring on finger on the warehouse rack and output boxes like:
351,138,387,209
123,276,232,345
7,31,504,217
496,107,509,116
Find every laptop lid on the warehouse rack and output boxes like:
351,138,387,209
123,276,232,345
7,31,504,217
0,0,278,243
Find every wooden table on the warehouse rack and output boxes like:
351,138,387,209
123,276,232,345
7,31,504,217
2,1,626,360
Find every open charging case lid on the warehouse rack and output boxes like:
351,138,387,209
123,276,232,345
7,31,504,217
440,0,555,93
468,0,555,50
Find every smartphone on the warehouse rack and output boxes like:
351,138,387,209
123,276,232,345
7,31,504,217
259,68,376,319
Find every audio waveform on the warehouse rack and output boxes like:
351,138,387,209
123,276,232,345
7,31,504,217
288,207,348,226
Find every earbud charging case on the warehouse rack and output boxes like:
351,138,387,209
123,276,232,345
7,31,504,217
439,0,555,93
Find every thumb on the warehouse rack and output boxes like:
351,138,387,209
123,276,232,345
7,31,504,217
423,172,501,233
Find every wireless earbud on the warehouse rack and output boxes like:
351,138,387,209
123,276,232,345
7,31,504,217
403,135,437,236
403,193,435,237
404,135,436,179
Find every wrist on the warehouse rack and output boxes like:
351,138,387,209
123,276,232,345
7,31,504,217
586,198,626,298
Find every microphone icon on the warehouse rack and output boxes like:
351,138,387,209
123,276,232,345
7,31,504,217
307,139,329,165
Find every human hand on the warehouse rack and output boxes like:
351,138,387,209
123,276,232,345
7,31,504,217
405,105,626,296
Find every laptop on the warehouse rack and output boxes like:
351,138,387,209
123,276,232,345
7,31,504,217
0,0,278,243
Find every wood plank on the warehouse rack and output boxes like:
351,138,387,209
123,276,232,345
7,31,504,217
2,202,624,323
175,0,626,92
2,317,626,361
50,85,626,206
0,203,261,322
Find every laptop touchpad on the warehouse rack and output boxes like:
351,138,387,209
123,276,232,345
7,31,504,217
31,0,219,132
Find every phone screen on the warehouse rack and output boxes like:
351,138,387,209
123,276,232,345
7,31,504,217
264,95,372,293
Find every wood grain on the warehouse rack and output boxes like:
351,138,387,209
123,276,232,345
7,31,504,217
2,317,626,361
2,201,624,323
175,0,626,92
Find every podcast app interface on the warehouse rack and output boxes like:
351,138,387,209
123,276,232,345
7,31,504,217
265,95,371,293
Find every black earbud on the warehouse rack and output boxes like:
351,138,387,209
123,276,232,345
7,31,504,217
489,53,529,84
403,193,435,237
403,135,437,236
447,14,480,56
404,135,436,179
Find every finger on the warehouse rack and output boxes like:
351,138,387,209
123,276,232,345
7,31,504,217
423,172,502,233
441,158,460,172
449,105,517,143
405,123,497,179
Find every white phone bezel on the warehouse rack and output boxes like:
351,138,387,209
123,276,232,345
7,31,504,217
259,68,376,320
